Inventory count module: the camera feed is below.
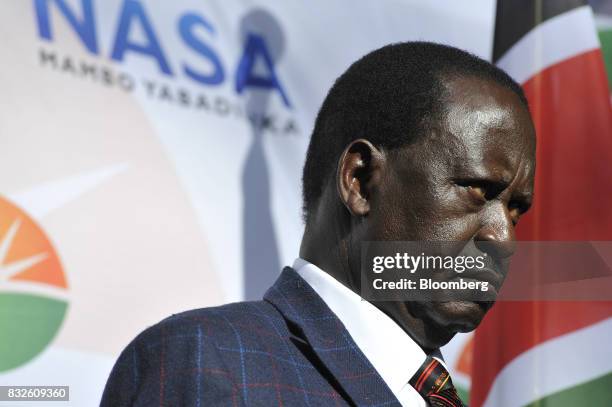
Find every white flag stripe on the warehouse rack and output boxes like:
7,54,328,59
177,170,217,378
497,6,599,84
482,317,612,407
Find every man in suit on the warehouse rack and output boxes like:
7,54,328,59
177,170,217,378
101,42,535,406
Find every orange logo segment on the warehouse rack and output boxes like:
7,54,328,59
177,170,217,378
0,196,67,288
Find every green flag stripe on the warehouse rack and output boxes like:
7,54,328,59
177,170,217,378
598,29,612,90
523,372,612,407
455,385,469,405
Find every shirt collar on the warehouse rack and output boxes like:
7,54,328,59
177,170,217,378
292,258,431,395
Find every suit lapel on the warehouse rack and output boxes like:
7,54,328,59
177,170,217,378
264,267,401,406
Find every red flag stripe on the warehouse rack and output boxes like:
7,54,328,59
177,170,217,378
519,49,612,240
471,47,612,407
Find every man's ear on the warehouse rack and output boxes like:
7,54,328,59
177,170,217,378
336,139,384,217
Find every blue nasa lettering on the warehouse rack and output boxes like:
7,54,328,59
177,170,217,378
179,13,225,86
33,0,291,108
34,0,98,53
110,0,172,75
236,33,291,107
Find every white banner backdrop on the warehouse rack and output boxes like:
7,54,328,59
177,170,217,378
0,1,494,404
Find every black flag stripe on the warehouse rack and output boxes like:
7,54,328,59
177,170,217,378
493,0,587,63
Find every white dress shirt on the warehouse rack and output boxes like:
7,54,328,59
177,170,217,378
293,258,447,407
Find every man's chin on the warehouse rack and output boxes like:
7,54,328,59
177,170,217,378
422,300,494,333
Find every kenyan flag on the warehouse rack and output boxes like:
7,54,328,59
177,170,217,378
471,1,612,406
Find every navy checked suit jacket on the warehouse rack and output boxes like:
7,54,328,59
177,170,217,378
101,267,402,406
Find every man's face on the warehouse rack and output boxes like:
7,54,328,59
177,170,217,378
367,75,536,333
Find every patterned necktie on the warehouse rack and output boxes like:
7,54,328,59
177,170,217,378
409,355,465,407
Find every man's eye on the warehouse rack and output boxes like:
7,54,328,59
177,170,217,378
509,207,521,225
467,185,487,201
508,201,530,225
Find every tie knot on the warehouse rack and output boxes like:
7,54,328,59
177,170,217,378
409,356,465,407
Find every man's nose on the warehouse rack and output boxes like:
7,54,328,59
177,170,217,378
474,202,516,260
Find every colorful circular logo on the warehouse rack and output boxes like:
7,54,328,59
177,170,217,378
0,195,68,372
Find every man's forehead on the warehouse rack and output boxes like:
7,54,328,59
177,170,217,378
393,76,535,180
445,103,521,140
442,76,530,125
439,77,534,149
443,74,524,106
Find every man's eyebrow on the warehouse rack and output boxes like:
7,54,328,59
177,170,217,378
511,190,533,205
452,162,514,182
453,170,513,188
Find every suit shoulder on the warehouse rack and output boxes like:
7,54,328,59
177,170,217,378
102,300,286,403
134,300,284,349
102,301,293,406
